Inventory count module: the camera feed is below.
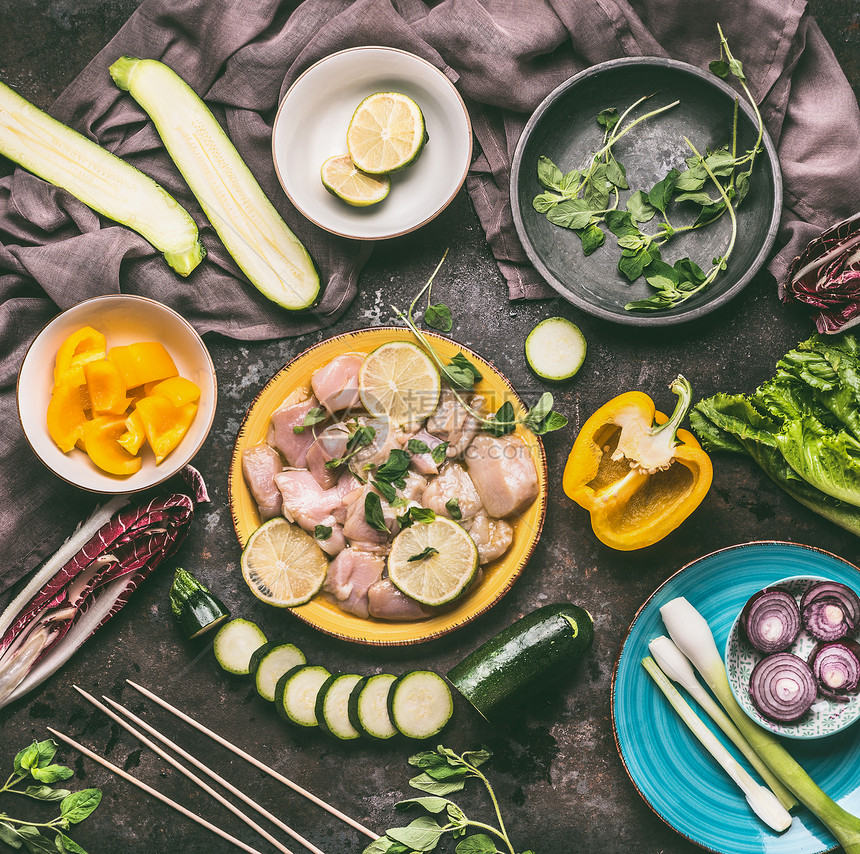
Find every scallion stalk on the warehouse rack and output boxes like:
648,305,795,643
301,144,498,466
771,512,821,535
661,597,860,853
642,655,792,832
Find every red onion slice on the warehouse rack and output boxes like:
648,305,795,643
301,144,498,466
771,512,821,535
801,581,860,641
808,639,860,700
749,652,817,722
741,588,801,653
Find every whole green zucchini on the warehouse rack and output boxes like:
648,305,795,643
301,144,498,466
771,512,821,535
447,603,594,721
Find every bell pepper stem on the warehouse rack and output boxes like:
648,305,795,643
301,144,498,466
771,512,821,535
651,375,693,443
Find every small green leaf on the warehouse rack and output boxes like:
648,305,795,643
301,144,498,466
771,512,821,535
442,353,482,390
430,442,449,465
546,198,592,231
16,826,55,854
59,789,102,825
375,449,411,487
409,773,467,796
626,190,656,223
386,816,445,852
735,169,751,205
461,747,492,767
605,156,628,189
445,498,462,520
487,401,516,436
617,246,653,281
703,149,736,177
293,407,327,434
673,257,707,285
313,524,332,541
674,167,707,192
407,439,431,455
709,59,730,78
532,191,561,213
603,210,639,238
455,835,497,854
14,744,40,775
578,224,605,255
395,797,452,814
596,107,619,132
729,57,746,81
23,785,72,802
407,546,439,563
30,765,74,784
617,235,643,250
529,410,568,435
373,478,398,504
362,838,408,854
674,191,716,206
364,492,389,533
536,156,564,190
694,200,726,227
583,164,610,210
425,303,453,333
648,168,680,214
559,169,581,193
56,834,88,854
0,822,23,849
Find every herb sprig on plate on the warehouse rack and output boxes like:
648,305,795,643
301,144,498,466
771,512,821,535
533,25,764,312
364,745,533,854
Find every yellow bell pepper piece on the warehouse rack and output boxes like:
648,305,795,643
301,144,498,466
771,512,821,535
53,325,106,388
136,393,198,464
144,376,201,407
563,375,713,551
108,341,178,390
117,408,147,455
46,382,90,453
84,359,131,416
82,415,143,476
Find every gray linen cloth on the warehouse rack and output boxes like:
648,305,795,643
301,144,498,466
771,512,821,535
1,0,859,597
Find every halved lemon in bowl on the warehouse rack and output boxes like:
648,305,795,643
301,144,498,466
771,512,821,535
346,92,427,174
320,153,390,207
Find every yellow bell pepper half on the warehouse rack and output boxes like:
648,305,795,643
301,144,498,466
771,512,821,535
563,375,713,551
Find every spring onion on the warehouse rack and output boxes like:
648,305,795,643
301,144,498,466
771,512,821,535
661,596,860,853
643,656,792,832
648,635,796,811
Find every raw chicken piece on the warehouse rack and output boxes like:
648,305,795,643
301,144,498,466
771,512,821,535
349,416,403,475
368,578,432,621
315,525,347,557
267,391,321,468
427,390,486,459
306,423,350,489
397,471,428,504
466,433,539,518
465,513,514,564
342,484,398,551
274,470,344,533
311,354,363,414
323,549,385,619
407,428,445,476
241,443,283,520
422,463,483,520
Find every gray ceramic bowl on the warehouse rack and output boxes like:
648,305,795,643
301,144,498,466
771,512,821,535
511,57,782,326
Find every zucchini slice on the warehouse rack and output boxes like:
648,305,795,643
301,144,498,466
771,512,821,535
525,317,586,381
275,664,330,727
109,57,320,311
388,671,453,739
0,80,204,277
316,673,363,741
249,642,306,703
212,618,267,676
447,603,594,721
348,674,398,741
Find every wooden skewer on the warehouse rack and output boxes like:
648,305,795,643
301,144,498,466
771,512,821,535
73,686,300,854
46,727,267,854
126,679,377,840
101,693,327,854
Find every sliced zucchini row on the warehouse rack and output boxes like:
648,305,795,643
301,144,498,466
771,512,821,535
213,618,267,676
0,80,204,277
275,664,331,727
250,642,306,703
388,670,453,739
348,674,398,741
316,673,363,741
109,57,320,311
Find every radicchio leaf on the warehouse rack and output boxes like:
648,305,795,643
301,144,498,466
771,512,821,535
782,212,860,333
0,491,196,709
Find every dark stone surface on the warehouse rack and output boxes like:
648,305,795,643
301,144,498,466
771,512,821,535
0,3,858,854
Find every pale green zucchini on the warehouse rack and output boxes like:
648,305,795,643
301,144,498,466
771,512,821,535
110,57,320,311
0,80,204,276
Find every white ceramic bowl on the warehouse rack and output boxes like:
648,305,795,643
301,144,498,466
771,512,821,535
18,294,217,494
725,575,860,740
273,46,472,240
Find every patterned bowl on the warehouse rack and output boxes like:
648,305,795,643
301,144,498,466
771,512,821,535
725,575,860,740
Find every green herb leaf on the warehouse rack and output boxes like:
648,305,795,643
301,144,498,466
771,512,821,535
578,224,605,255
486,401,516,437
292,407,327,434
605,155,628,189
532,191,562,213
0,822,22,849
536,156,564,191
546,198,593,231
23,786,71,802
583,164,610,210
362,839,409,854
425,303,453,332
560,169,581,193
604,210,639,238
626,190,656,224
709,58,730,78
400,507,436,529
441,352,483,391
431,441,449,464
529,410,568,435
596,107,619,132
376,449,411,488
59,790,101,825
56,834,88,854
455,835,497,854
364,492,389,533
525,392,554,426
326,424,376,468
729,57,746,81
30,765,74,785
674,164,707,192
674,191,716,206
408,773,467,796
694,200,726,227
618,246,653,281
313,525,332,541
15,826,54,854
409,751,470,779
407,439,431,455
407,547,439,563
648,168,680,214
396,797,452,814
14,744,40,775
704,149,736,177
445,498,462,520
373,478,398,504
386,816,445,852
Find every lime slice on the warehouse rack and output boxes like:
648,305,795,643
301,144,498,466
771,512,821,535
346,92,426,175
241,518,328,607
320,153,390,207
388,517,479,606
359,341,441,425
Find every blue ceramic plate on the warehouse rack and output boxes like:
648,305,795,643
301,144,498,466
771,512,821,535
612,541,860,854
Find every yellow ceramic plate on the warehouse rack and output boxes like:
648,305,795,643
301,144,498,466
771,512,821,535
229,327,547,645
